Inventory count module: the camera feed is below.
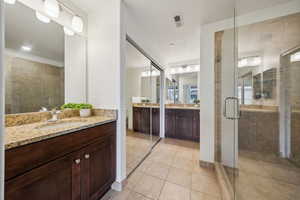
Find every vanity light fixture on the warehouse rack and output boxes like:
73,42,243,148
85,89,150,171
72,15,83,33
21,45,32,52
36,11,51,23
4,0,16,4
291,51,300,62
64,27,75,36
44,0,60,18
238,56,261,68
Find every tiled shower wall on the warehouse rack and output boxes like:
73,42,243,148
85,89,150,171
5,55,64,114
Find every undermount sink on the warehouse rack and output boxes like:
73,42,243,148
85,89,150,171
36,120,87,131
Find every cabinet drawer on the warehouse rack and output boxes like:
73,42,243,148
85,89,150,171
5,122,116,180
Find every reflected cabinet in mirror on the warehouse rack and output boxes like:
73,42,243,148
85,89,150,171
4,2,65,114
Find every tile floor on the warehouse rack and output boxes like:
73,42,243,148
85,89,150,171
102,138,221,200
126,130,160,175
235,151,300,200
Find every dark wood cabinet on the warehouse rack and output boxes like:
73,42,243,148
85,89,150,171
165,109,176,138
5,122,116,200
152,108,160,136
81,136,116,200
133,106,200,142
133,107,160,135
5,153,75,200
171,109,199,142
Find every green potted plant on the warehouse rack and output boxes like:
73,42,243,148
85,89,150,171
193,99,200,107
77,103,93,117
61,103,93,117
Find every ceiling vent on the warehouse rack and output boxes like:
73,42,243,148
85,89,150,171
174,15,183,28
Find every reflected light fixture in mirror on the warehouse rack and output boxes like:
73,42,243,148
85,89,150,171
4,0,16,4
44,0,60,18
72,15,83,33
35,11,51,23
238,56,261,68
64,27,75,36
291,51,300,62
21,45,32,52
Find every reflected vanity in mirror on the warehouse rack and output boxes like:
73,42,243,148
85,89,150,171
4,2,65,114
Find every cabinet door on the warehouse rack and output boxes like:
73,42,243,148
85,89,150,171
193,110,200,142
133,107,141,132
165,109,176,138
175,109,194,140
5,153,79,200
152,108,160,136
141,108,150,134
81,136,116,200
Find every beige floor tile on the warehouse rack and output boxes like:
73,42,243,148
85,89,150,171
126,171,144,189
148,152,176,166
145,162,170,180
109,188,132,200
159,182,190,200
191,173,220,198
127,191,152,200
133,174,165,199
192,162,216,178
191,190,220,200
172,157,194,172
166,167,192,188
174,149,194,160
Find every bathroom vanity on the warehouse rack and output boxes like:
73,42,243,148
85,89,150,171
5,114,116,200
133,105,200,142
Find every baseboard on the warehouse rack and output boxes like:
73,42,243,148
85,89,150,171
199,160,215,169
111,181,123,192
215,163,235,200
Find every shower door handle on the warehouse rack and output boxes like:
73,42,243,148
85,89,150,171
223,97,240,120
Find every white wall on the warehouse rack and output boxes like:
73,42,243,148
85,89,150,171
87,0,126,188
65,35,87,103
0,2,4,199
199,0,300,164
126,68,143,130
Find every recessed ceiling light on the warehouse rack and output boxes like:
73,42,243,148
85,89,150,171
21,45,32,52
4,0,16,4
36,11,51,23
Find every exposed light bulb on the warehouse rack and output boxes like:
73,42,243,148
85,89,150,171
35,11,51,23
72,15,83,33
44,0,60,18
186,66,191,72
64,27,75,36
4,0,16,4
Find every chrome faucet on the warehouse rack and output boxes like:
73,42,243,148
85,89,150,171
48,108,61,122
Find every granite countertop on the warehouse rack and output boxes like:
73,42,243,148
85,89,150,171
133,104,200,110
5,116,116,150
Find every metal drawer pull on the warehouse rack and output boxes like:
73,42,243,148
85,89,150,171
85,154,90,159
75,159,81,164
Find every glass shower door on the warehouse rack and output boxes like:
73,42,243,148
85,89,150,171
235,1,300,200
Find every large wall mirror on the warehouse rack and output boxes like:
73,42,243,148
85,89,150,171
4,1,86,114
166,66,199,105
